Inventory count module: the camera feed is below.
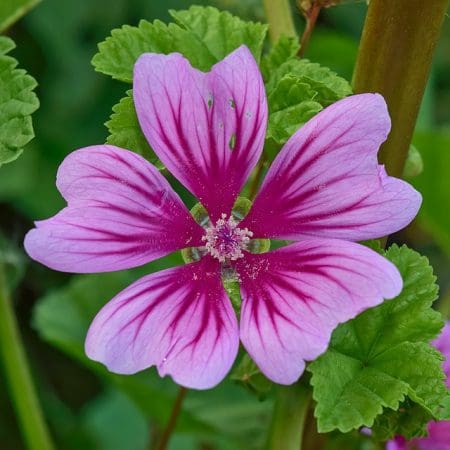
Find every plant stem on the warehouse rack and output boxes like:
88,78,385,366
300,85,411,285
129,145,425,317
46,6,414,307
265,383,310,450
298,3,322,57
156,386,187,450
0,263,54,450
263,0,297,43
352,0,449,178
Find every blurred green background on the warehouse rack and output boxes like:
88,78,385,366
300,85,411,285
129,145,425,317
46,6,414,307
1,1,450,449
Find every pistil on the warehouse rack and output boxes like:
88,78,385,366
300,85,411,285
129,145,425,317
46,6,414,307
202,214,253,262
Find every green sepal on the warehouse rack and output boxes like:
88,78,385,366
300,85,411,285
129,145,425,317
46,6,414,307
403,144,424,178
189,202,209,226
231,197,252,221
223,277,242,316
231,353,273,400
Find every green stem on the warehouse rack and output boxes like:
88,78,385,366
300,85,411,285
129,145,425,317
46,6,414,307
155,387,187,450
263,0,297,43
265,383,310,450
352,0,449,178
0,263,54,450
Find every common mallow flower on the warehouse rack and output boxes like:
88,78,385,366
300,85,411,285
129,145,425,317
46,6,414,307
387,323,450,450
24,46,421,389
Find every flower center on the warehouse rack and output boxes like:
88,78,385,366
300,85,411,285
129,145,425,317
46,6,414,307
202,214,253,262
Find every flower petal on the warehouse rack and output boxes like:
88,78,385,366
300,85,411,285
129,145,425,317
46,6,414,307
236,239,402,384
240,94,421,241
133,45,267,221
415,421,450,450
85,256,239,389
391,421,450,450
386,437,408,450
24,145,204,273
433,322,450,385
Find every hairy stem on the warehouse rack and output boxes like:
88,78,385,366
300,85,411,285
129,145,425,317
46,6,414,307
263,0,297,43
156,386,187,450
0,264,55,450
298,3,322,57
265,383,310,450
352,0,449,178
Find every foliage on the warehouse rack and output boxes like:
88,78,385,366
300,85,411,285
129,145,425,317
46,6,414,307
0,0,40,32
0,36,39,166
92,6,267,82
1,1,450,449
262,35,351,149
105,90,154,160
99,12,350,160
309,245,446,435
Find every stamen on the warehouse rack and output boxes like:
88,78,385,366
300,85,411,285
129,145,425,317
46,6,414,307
202,214,253,262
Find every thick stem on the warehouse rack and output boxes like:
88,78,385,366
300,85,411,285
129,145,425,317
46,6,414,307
263,0,297,43
155,387,187,450
0,264,54,450
265,383,310,450
352,0,449,178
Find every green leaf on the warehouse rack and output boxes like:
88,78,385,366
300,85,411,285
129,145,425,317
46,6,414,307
266,75,322,144
169,6,267,64
92,19,204,83
372,398,433,441
260,36,300,81
411,131,450,255
262,50,351,150
0,36,39,166
308,245,445,434
92,6,267,83
0,0,40,32
440,390,450,420
105,90,154,160
266,58,352,107
361,239,383,253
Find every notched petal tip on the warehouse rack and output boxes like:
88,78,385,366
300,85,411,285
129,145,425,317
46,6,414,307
132,43,267,221
240,93,419,242
236,240,403,385
25,145,204,274
84,258,239,390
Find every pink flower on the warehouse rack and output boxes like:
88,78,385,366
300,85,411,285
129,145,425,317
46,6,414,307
387,323,450,450
24,46,421,389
